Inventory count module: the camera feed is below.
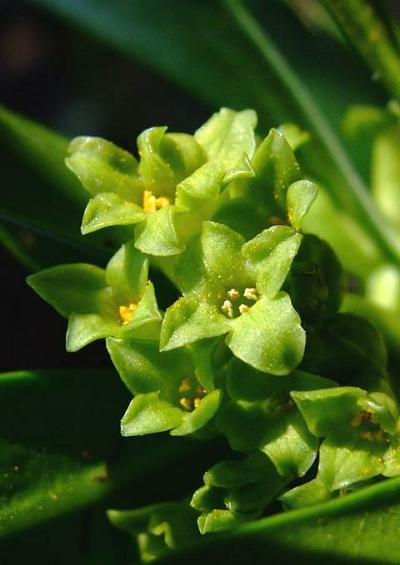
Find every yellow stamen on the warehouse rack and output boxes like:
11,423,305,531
239,304,250,315
179,378,191,393
244,287,259,301
119,303,137,325
179,397,192,411
143,189,170,213
221,300,234,318
194,397,202,409
228,288,240,301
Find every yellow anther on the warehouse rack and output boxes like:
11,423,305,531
119,303,137,325
194,397,202,409
179,397,192,411
143,190,170,213
221,300,234,318
228,288,240,301
239,304,250,315
244,287,259,301
179,378,191,393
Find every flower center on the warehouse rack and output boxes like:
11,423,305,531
220,287,259,319
142,190,170,213
119,302,137,325
178,377,206,411
351,410,389,442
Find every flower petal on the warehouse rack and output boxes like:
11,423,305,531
227,293,305,375
66,136,142,199
81,192,145,234
121,392,183,436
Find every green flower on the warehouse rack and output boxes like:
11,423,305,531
108,501,199,563
27,242,161,351
292,387,400,493
191,452,287,534
106,337,222,437
160,221,305,375
217,359,336,477
66,108,257,256
230,126,318,230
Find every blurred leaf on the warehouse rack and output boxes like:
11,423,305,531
0,106,119,269
0,369,196,539
157,476,400,564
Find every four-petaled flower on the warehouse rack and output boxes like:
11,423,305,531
160,221,305,375
27,241,161,351
107,336,222,437
66,108,257,256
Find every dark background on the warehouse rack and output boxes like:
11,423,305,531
0,2,209,373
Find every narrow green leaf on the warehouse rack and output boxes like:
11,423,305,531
157,477,400,563
0,370,195,539
0,106,118,268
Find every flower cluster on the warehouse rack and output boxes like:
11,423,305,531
28,108,400,555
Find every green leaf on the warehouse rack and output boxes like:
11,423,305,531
157,477,400,563
0,370,195,539
227,293,305,375
366,264,400,312
372,128,400,229
0,106,114,268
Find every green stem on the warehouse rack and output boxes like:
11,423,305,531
323,0,400,101
222,0,400,267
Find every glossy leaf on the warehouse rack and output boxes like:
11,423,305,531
0,370,196,539
0,106,114,268
157,477,400,563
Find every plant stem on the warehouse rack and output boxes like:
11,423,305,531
223,0,400,267
323,0,400,101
